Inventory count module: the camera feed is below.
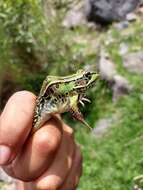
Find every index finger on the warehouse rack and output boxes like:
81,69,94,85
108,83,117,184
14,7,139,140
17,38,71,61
0,91,36,165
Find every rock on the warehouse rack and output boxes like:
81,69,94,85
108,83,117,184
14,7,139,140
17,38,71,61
123,51,143,74
93,116,118,137
98,50,132,101
63,2,87,28
99,50,117,81
112,75,132,101
126,12,138,21
119,43,129,55
93,118,112,137
85,0,140,25
114,21,129,30
139,0,143,5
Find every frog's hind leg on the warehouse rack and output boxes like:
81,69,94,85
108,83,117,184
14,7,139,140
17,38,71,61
69,94,92,130
69,108,92,130
82,97,91,103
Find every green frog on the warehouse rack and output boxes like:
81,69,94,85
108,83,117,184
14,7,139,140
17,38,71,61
32,70,99,134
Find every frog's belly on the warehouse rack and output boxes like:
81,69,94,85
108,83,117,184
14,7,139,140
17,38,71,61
57,101,70,114
32,98,70,133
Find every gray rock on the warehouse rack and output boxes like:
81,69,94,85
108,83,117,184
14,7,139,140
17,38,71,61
119,43,129,55
114,21,129,30
93,118,112,137
99,50,117,81
85,0,140,24
126,12,138,21
98,49,132,101
112,75,132,101
139,0,143,5
93,115,119,137
123,51,143,74
63,2,87,28
98,50,132,101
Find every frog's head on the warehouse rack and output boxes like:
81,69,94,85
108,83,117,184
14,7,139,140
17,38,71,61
74,70,99,91
84,71,99,85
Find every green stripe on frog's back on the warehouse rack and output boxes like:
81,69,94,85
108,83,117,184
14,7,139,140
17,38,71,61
58,82,75,94
40,70,87,96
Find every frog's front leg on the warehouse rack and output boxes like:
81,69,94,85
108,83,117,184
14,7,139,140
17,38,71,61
69,94,92,130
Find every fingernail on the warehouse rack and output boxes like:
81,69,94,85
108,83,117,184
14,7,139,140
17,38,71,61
0,145,11,165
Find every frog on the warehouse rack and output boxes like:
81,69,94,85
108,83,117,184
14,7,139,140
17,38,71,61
31,70,99,134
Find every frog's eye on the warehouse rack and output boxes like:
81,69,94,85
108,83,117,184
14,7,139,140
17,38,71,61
85,72,91,80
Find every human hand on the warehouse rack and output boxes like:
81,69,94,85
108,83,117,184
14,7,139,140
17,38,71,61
0,91,82,190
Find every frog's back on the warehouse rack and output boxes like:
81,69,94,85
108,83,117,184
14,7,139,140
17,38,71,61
39,70,87,97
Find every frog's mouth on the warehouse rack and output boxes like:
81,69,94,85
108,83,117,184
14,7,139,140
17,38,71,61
73,77,98,92
87,78,98,88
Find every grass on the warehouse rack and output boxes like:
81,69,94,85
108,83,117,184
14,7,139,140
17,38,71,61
76,92,143,190
71,18,143,190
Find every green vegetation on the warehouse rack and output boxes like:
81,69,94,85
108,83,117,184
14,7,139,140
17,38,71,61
75,18,143,190
76,92,143,190
0,1,143,189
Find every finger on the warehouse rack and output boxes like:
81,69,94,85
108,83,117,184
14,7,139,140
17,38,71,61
63,124,74,139
0,91,36,165
16,146,82,190
33,125,75,190
59,146,82,190
3,117,63,181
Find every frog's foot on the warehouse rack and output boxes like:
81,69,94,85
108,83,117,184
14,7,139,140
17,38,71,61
133,175,143,190
82,97,91,103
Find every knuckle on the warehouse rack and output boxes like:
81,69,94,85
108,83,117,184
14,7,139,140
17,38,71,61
64,124,74,138
36,132,60,153
69,128,74,137
36,178,61,190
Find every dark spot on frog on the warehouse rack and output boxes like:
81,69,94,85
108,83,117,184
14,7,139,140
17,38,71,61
84,72,91,80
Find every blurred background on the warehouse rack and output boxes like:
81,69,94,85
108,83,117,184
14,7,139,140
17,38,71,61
0,0,143,189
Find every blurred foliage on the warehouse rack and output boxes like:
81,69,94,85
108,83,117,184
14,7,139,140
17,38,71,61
0,0,143,190
75,18,143,190
76,91,143,190
0,0,45,106
0,0,97,108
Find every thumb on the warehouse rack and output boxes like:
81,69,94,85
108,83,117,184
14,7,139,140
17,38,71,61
0,91,36,165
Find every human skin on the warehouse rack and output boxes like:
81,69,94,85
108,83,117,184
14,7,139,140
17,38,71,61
0,91,82,190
